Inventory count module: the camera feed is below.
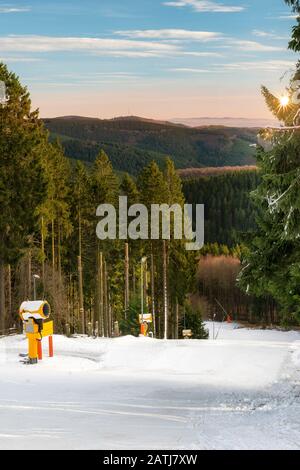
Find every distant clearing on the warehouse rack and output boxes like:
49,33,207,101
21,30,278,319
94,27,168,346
179,165,258,179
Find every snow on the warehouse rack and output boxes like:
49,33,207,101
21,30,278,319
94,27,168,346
0,322,300,450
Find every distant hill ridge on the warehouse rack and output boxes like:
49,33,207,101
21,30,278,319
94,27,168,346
46,115,186,127
44,115,258,175
171,117,277,128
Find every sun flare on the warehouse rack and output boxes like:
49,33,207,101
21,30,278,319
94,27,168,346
279,95,290,107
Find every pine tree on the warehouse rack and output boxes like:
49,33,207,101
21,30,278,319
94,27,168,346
92,150,121,333
239,3,300,323
0,63,49,329
164,157,185,207
138,161,169,208
163,158,197,336
92,150,119,206
137,161,169,337
120,173,140,314
120,173,139,206
68,161,93,268
285,1,300,51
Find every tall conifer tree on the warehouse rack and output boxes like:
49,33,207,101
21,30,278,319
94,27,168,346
239,3,300,323
0,63,48,329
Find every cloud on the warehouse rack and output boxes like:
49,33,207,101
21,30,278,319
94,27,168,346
170,60,296,74
92,50,164,58
0,6,30,13
0,57,41,62
223,60,295,71
0,35,180,57
276,14,298,20
163,0,245,13
252,30,287,40
115,29,223,41
182,51,223,56
228,40,284,52
42,72,140,79
170,68,211,73
0,33,288,67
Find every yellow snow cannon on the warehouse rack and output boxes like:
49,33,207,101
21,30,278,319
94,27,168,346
19,301,53,365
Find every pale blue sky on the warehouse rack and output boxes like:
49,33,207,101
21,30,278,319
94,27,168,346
0,0,298,118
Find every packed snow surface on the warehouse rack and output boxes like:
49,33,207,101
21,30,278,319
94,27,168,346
0,322,299,450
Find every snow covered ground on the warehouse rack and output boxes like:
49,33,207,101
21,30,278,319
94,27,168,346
0,322,299,450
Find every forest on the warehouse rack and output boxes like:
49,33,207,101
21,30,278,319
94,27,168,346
44,116,257,174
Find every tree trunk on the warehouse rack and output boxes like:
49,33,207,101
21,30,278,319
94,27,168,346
98,250,104,337
28,249,32,299
175,301,179,340
124,243,129,319
163,240,168,340
77,209,85,334
78,255,85,334
41,217,45,290
151,252,156,337
51,219,55,284
0,261,6,333
7,265,11,325
58,222,62,287
132,266,136,296
103,260,108,337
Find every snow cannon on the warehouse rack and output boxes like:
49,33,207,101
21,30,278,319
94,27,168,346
20,300,50,322
19,300,54,365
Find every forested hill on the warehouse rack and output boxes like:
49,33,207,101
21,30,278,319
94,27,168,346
44,116,257,175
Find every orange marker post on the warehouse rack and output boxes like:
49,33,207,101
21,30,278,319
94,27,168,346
140,322,148,337
48,336,54,357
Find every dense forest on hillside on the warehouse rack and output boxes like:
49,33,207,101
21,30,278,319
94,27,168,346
53,135,170,175
183,170,260,246
44,116,257,175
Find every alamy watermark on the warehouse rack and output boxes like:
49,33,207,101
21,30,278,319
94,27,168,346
96,197,204,251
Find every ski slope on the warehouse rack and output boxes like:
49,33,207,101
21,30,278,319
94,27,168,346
0,322,299,450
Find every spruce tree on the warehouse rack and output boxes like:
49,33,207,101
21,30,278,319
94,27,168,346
0,63,48,329
239,4,300,323
67,161,94,301
120,173,139,206
164,158,198,335
285,1,300,51
92,150,121,330
164,157,185,207
138,161,169,208
92,149,119,206
137,161,169,337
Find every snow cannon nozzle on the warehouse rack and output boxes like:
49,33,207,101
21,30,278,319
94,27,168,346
19,300,51,322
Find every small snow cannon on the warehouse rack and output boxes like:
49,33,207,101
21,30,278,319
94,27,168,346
19,301,54,365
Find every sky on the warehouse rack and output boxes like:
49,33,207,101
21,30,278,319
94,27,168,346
0,0,298,119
